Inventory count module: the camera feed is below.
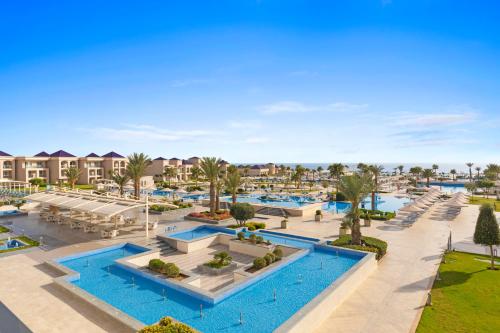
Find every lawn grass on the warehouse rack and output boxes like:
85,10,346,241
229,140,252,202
416,251,500,333
0,225,10,233
469,197,500,212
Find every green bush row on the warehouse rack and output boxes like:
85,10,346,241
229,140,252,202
252,247,283,270
138,316,196,333
148,259,180,278
330,235,388,260
227,222,266,230
360,208,396,221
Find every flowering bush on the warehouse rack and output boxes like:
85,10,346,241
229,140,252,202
187,210,231,220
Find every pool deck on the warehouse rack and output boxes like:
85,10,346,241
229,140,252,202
160,244,255,292
0,200,482,333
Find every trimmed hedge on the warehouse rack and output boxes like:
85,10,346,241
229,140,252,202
330,235,388,260
360,208,396,221
148,259,180,278
138,316,196,333
227,222,266,230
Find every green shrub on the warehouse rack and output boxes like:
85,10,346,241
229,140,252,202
249,234,257,244
247,224,256,231
246,222,266,230
230,203,255,226
331,235,388,260
149,259,165,273
138,316,195,333
253,257,267,269
162,263,180,278
273,246,283,259
237,231,245,241
256,236,264,244
336,192,347,201
264,253,275,265
158,317,173,326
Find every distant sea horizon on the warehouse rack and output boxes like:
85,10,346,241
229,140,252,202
241,163,486,174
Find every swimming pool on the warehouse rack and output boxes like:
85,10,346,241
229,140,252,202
58,235,364,332
323,194,410,213
0,239,26,250
222,194,318,208
419,182,467,194
0,210,21,217
168,226,235,241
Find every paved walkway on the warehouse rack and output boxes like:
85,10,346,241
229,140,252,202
316,202,452,333
451,203,500,255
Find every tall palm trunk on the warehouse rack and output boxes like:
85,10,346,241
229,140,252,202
371,192,376,211
351,217,361,245
232,193,237,204
135,180,140,199
209,181,216,215
215,187,220,211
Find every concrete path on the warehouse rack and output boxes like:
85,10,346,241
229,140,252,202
451,204,500,255
316,202,452,333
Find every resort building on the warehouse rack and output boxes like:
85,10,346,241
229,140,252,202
47,150,79,184
15,152,51,183
238,163,276,177
0,150,15,180
78,153,105,184
101,151,128,178
146,157,196,182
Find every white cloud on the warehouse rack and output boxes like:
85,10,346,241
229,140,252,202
259,101,367,115
228,120,262,129
169,78,212,88
83,124,217,142
244,137,269,144
394,112,476,126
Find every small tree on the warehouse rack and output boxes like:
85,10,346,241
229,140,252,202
473,204,500,270
230,203,255,227
64,167,81,189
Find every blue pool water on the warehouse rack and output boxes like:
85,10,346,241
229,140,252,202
0,210,21,217
223,194,318,208
323,194,410,213
168,226,235,240
0,239,26,250
418,182,467,194
59,239,363,332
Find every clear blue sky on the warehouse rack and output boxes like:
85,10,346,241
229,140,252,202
1,0,499,164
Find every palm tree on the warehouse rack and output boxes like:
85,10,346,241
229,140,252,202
109,170,130,196
64,167,81,189
397,165,404,175
163,167,177,186
422,169,434,187
432,164,439,175
338,174,374,245
190,166,202,186
215,178,224,211
368,165,384,210
465,163,474,182
317,166,323,179
328,163,345,190
450,169,457,181
200,157,222,215
214,251,232,266
294,165,306,189
485,164,500,180
409,166,423,184
225,169,242,204
126,153,152,199
475,166,481,180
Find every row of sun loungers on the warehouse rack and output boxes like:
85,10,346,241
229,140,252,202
38,208,141,238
